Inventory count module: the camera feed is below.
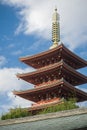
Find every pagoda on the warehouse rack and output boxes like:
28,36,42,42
13,8,87,114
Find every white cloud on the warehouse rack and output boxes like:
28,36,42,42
0,67,87,115
12,50,22,55
7,44,15,48
2,35,12,41
0,67,34,92
0,0,87,114
79,88,87,93
27,39,46,51
1,0,87,50
76,86,87,93
0,67,34,114
77,101,87,108
7,92,32,108
0,92,31,114
80,51,87,60
0,56,7,66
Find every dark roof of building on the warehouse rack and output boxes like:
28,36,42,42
19,44,87,69
16,60,87,85
13,78,87,102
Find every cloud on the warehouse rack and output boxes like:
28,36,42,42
7,92,31,108
2,35,12,41
12,50,22,55
80,51,87,60
0,67,34,114
0,67,87,115
0,0,87,114
76,85,87,93
27,39,46,52
0,92,31,114
78,87,87,93
1,0,87,50
7,44,15,48
0,56,7,67
77,101,87,108
0,67,34,92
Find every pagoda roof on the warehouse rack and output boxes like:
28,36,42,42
17,60,87,86
28,99,64,112
13,78,87,102
19,44,87,69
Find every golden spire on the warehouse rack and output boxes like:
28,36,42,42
50,8,60,49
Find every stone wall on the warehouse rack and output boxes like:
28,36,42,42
0,108,87,130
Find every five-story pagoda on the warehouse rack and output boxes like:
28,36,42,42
13,8,87,113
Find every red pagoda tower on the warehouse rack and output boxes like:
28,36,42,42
13,8,87,113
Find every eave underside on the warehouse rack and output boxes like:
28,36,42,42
17,61,87,86
13,79,87,103
28,99,64,112
19,44,87,69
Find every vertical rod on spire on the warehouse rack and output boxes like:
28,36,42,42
50,8,60,49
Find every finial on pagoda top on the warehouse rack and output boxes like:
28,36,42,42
50,7,60,49
55,6,57,11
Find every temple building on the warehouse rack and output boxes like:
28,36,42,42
13,8,87,113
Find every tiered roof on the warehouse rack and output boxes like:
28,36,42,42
17,55,87,86
13,78,87,103
19,44,87,69
14,44,87,106
13,8,87,112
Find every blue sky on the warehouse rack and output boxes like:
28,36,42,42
0,0,87,115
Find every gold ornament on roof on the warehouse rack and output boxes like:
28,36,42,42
50,7,60,49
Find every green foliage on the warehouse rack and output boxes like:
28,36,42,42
1,98,79,120
38,98,79,114
1,107,31,120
